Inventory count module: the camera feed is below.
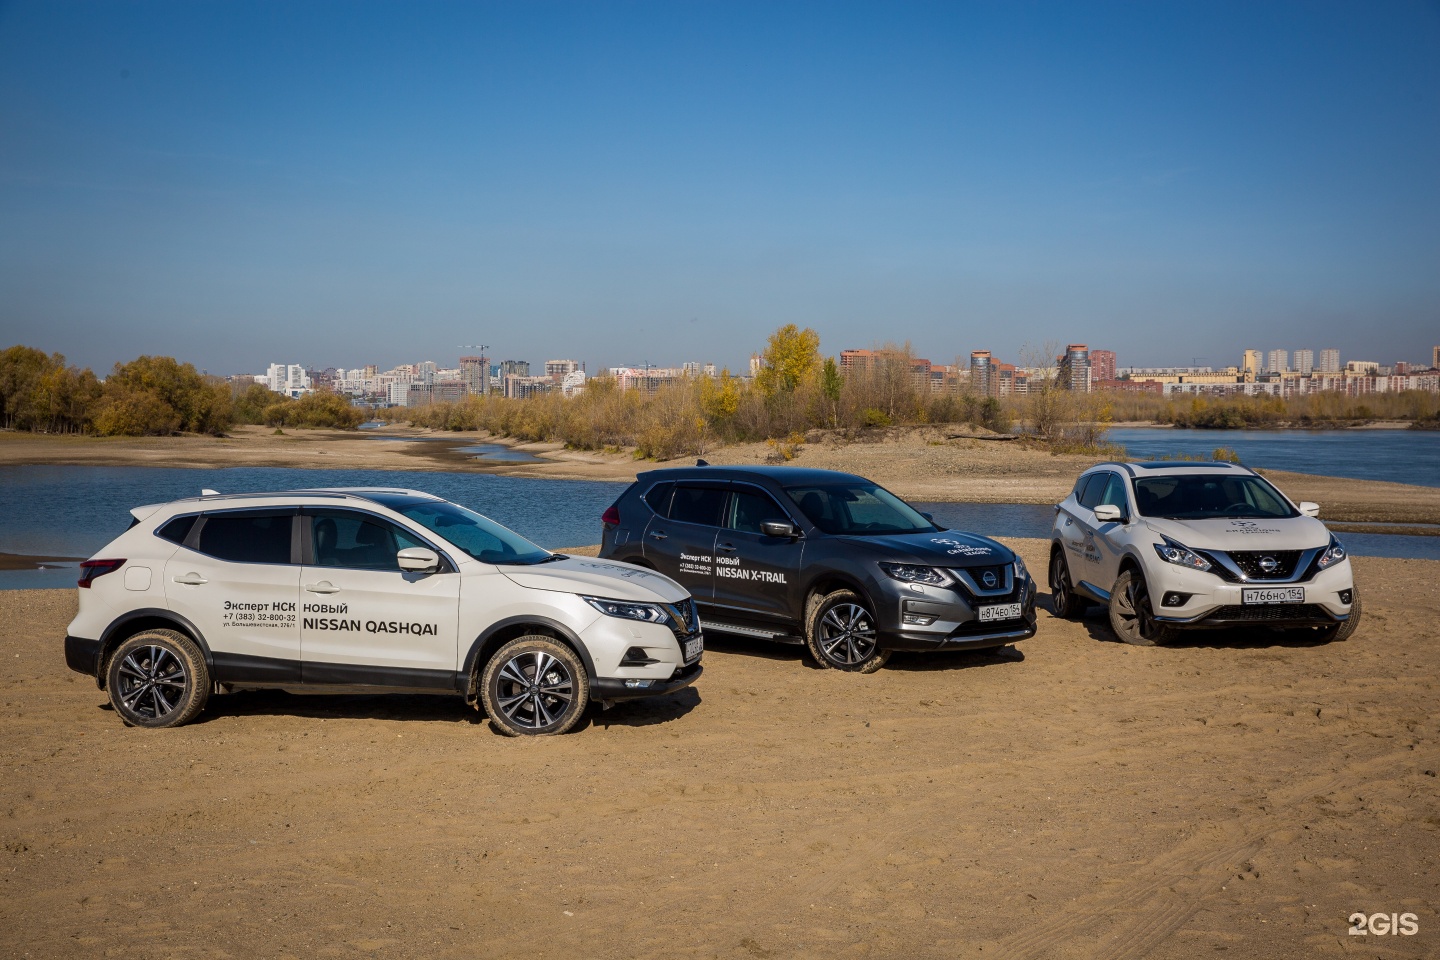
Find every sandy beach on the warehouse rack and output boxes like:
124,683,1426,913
5,425,1440,527
2,542,1435,959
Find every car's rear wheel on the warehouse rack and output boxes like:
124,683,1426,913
1108,569,1176,646
1316,588,1362,643
805,589,891,673
481,636,589,736
106,629,210,728
1049,549,1083,620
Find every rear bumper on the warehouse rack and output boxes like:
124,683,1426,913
591,662,702,702
64,635,102,678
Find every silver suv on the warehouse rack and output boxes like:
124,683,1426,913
1048,462,1360,645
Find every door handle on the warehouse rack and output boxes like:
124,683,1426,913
172,573,208,586
648,531,668,541
716,543,736,552
305,582,341,594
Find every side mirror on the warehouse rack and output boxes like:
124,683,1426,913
397,547,440,573
1298,501,1320,518
760,520,799,539
1093,504,1124,523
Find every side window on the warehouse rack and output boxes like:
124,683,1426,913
668,485,727,526
196,511,294,565
726,489,789,533
310,511,426,571
1077,473,1110,509
1100,474,1130,511
642,481,675,515
156,514,198,545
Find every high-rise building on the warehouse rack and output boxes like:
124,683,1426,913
497,360,530,379
1319,348,1341,373
1267,349,1288,374
1294,349,1314,376
969,350,994,397
1059,344,1091,391
459,356,487,396
265,363,310,397
1090,349,1116,383
416,361,438,385
546,359,581,382
749,354,764,378
1242,349,1262,379
1433,346,1440,370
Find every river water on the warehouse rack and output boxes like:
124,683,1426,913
2,454,1435,590
1107,427,1440,487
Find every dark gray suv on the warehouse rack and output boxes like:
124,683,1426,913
598,465,1036,673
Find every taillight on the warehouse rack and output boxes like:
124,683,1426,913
78,559,125,588
601,505,620,527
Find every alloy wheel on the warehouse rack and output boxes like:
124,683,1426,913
493,650,576,731
115,645,189,722
817,602,879,666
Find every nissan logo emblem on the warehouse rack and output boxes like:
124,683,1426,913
1259,556,1279,574
982,570,998,588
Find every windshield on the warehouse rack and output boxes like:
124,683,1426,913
784,483,935,536
1133,475,1298,521
372,496,553,565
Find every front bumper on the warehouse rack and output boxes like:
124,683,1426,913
1147,557,1356,629
591,662,702,702
875,574,1038,652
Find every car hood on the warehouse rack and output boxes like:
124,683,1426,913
838,530,1015,567
499,555,689,603
1141,515,1331,552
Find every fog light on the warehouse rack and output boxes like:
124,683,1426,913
1161,592,1190,608
619,646,659,667
1338,589,1353,605
902,613,936,626
623,678,653,689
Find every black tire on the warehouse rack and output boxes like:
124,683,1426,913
106,629,210,728
1316,588,1362,643
805,589,891,673
480,636,589,736
1108,569,1177,647
1049,548,1084,620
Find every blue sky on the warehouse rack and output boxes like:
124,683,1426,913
2,0,1438,375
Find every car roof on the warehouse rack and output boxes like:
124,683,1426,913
1080,461,1257,479
159,487,445,509
636,465,870,487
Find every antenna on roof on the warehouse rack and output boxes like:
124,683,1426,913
696,459,709,467
201,489,219,496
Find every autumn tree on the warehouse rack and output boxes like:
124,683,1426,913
756,324,820,397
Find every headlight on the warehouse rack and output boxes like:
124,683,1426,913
1013,555,1028,582
878,562,953,586
1316,535,1347,570
1153,537,1212,572
582,596,672,625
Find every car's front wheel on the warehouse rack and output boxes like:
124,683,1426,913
1049,548,1084,620
805,589,891,673
106,629,210,728
1108,569,1176,646
480,637,590,736
1316,588,1363,643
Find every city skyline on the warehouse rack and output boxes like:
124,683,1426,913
2,2,1438,374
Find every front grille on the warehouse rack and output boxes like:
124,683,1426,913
1205,604,1332,623
665,598,700,638
1224,550,1303,580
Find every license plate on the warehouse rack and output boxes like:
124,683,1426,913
978,603,1022,622
1242,587,1304,605
684,637,703,662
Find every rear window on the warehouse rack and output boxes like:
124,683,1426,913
642,481,675,515
156,514,198,545
1077,473,1110,509
196,512,294,565
668,485,727,526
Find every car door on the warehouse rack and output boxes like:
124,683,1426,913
298,508,460,687
711,484,804,621
1063,472,1113,597
163,508,303,682
1092,472,1134,591
641,481,725,600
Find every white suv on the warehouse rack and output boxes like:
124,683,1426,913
63,488,703,735
1048,462,1360,645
